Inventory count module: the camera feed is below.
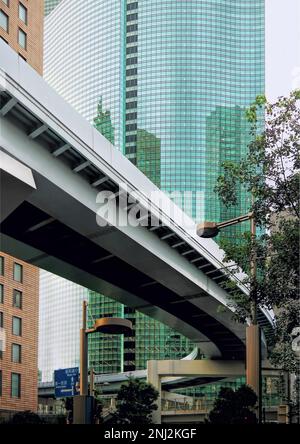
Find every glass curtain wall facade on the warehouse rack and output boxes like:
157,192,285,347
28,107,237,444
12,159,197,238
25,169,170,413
44,0,198,376
88,292,195,374
44,0,124,149
123,0,264,226
44,0,264,375
45,0,264,223
134,311,195,369
38,270,88,382
88,292,124,374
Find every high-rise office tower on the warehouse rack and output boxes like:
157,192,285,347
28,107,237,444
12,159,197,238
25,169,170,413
45,0,264,223
0,0,43,415
29,2,193,384
38,271,88,382
44,0,264,374
88,292,194,374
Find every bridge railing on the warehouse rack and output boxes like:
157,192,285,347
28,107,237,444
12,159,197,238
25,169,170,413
161,397,214,413
161,395,281,413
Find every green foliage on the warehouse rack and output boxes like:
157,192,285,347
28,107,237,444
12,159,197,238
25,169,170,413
219,231,270,323
208,385,257,424
63,397,73,424
270,299,300,374
245,95,266,123
110,378,159,425
291,377,300,418
214,90,300,372
263,219,299,306
215,89,300,227
9,410,44,424
93,388,103,424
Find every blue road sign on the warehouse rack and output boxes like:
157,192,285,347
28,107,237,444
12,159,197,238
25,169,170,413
54,367,79,398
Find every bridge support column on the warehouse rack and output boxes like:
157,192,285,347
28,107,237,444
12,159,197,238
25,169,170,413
246,325,261,421
147,359,245,424
147,361,162,424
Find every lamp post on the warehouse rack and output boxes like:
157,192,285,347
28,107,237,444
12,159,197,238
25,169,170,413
74,300,132,424
196,212,262,422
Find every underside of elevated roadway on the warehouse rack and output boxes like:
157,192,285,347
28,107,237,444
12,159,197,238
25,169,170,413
0,40,273,362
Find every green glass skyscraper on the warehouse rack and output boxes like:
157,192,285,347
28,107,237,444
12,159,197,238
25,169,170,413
91,0,264,223
88,292,195,374
44,0,265,374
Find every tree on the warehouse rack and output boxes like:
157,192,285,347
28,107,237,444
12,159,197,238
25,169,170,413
110,378,159,425
208,385,257,424
290,376,300,423
214,89,300,373
9,410,44,424
63,397,73,424
93,388,103,424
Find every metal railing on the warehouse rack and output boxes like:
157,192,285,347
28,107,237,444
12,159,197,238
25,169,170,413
161,395,281,414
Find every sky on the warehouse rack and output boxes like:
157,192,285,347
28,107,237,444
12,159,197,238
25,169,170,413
266,0,300,101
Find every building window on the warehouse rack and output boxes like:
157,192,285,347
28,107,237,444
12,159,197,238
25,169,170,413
13,263,23,283
18,28,26,50
0,10,8,32
19,3,27,24
12,316,22,336
0,313,4,359
13,290,22,309
11,373,21,398
0,284,3,304
0,256,4,275
12,344,21,363
0,340,3,359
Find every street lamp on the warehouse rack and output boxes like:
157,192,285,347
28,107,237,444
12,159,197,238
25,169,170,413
196,213,253,238
196,212,262,422
74,300,132,424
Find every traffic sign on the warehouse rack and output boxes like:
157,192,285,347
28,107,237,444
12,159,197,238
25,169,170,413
54,367,79,398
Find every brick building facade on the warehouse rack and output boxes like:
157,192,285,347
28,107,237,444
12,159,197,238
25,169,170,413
0,0,44,75
0,0,43,415
0,253,39,413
